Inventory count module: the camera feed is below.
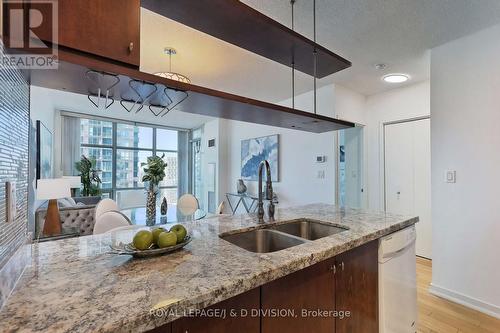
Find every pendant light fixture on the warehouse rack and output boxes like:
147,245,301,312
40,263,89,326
155,47,191,84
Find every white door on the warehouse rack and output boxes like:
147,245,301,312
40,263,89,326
384,118,432,259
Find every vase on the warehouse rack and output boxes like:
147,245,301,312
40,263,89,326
160,197,168,216
237,179,247,194
146,187,157,225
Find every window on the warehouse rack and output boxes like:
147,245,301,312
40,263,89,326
80,119,113,193
116,124,153,149
80,118,113,146
116,149,150,188
79,117,180,203
156,129,179,190
157,128,178,150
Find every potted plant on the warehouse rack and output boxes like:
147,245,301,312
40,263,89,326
142,154,168,223
75,155,102,197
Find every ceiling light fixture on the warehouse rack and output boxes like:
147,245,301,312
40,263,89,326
383,74,409,83
155,47,191,84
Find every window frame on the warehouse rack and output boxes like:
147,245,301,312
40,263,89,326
74,113,183,200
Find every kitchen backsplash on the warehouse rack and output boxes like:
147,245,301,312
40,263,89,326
0,41,30,306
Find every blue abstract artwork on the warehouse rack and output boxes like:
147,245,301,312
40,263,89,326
241,134,279,181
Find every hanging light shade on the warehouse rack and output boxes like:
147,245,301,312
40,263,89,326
154,47,191,84
155,71,191,83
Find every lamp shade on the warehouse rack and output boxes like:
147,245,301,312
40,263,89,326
36,178,71,200
62,176,81,189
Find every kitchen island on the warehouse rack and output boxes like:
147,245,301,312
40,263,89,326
0,204,417,333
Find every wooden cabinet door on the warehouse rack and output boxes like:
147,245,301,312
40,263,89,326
261,258,336,333
171,288,260,333
34,0,140,66
335,240,378,333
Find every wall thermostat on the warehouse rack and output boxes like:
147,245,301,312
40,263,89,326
316,156,326,163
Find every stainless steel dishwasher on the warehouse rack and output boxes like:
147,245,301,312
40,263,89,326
379,225,417,333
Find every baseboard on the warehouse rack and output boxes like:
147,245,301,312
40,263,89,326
429,283,500,319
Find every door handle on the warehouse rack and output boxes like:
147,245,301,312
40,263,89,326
128,42,134,53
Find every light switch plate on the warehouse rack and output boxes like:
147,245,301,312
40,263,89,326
5,181,17,223
445,170,456,183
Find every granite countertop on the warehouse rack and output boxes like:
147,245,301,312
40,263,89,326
0,204,418,333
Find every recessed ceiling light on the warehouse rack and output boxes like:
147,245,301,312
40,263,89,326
383,74,409,83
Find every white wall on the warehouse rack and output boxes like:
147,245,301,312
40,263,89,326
199,118,229,213
364,81,430,210
334,85,367,125
219,84,366,213
224,85,336,212
430,24,500,317
223,120,337,211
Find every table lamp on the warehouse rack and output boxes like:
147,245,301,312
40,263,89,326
63,176,81,197
37,178,71,236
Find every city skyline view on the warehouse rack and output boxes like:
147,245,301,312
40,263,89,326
79,118,179,203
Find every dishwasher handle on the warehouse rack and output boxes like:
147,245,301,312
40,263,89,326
379,226,416,262
380,239,415,260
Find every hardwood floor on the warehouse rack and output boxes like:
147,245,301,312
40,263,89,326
417,257,500,333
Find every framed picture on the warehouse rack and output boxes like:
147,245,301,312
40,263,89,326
36,120,53,180
241,134,279,182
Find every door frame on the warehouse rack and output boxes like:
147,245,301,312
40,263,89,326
381,115,430,212
336,124,366,208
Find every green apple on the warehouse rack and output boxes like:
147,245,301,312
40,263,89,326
152,227,166,244
133,230,153,250
169,224,187,243
158,231,177,248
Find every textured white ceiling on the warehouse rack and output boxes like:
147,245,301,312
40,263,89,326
141,0,500,101
140,8,316,107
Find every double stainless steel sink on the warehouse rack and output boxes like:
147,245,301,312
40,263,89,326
220,219,348,253
221,229,305,253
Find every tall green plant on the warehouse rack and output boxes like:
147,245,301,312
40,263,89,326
75,155,102,196
141,154,168,191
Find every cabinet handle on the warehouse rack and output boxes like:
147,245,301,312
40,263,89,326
128,42,134,53
330,264,336,274
341,261,345,271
